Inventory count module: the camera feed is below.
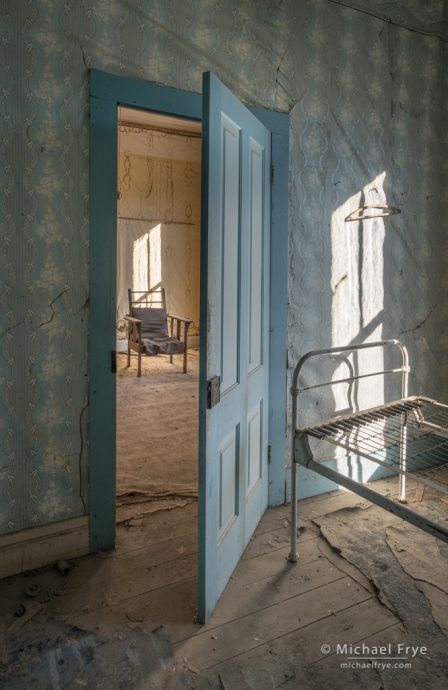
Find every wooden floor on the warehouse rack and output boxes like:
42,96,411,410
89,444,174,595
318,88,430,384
116,349,199,513
3,372,447,686
1,476,427,689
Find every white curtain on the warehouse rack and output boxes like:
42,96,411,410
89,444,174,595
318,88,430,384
117,219,165,337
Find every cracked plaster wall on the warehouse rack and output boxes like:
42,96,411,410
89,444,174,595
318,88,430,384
1,0,448,535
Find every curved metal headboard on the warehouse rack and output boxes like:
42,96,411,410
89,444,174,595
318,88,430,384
288,339,410,564
290,339,410,462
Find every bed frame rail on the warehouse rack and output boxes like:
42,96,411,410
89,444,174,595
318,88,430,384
297,453,448,544
289,339,410,562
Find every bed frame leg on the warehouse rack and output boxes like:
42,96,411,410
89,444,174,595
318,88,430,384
398,412,408,502
399,473,406,502
289,460,299,563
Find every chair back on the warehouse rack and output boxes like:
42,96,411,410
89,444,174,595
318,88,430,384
128,288,167,311
128,288,168,336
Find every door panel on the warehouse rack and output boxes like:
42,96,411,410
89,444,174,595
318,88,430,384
218,427,239,537
198,72,271,622
220,114,241,393
248,138,264,372
247,401,262,495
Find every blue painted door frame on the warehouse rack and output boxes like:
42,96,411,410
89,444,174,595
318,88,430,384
88,69,288,553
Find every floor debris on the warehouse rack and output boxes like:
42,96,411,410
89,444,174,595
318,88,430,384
313,502,448,688
1,477,448,687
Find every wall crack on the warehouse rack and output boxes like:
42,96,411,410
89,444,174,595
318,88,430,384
37,289,69,329
0,321,25,340
332,273,348,294
78,401,88,514
80,43,88,71
274,52,286,109
399,308,433,336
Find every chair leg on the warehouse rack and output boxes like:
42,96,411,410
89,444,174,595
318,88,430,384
137,348,142,377
183,329,188,374
127,344,130,368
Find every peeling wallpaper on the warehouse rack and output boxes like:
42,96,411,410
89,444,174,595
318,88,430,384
1,0,448,534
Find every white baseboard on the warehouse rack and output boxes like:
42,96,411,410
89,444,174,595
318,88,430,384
0,516,89,579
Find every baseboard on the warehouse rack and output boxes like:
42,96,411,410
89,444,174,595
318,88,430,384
0,516,89,579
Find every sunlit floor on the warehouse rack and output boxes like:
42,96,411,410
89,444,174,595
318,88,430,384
116,348,199,522
2,474,448,688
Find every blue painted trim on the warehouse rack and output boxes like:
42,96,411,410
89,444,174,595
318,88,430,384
88,71,201,552
88,69,289,552
197,71,211,624
90,70,202,120
250,106,289,136
88,94,118,552
252,109,289,507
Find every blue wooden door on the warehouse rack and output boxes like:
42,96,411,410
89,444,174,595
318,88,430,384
198,73,271,622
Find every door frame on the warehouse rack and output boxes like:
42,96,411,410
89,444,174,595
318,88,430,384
88,69,288,552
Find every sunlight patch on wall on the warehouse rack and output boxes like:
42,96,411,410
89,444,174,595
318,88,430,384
148,224,162,290
130,222,163,294
329,172,387,463
132,231,149,291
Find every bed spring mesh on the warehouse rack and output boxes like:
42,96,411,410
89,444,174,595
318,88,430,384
298,396,448,495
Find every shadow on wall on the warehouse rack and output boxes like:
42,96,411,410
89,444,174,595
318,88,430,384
297,169,407,485
116,220,199,337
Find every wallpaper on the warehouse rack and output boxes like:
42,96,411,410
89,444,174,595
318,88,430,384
288,4,448,437
1,0,447,533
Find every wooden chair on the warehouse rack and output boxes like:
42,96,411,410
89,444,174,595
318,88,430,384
124,288,192,376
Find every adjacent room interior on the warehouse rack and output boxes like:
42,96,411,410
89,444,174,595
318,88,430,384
115,107,201,539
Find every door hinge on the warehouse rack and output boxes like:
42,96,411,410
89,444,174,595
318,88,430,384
111,350,117,373
207,375,221,409
268,444,272,464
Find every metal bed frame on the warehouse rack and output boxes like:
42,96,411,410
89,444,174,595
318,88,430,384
289,339,448,562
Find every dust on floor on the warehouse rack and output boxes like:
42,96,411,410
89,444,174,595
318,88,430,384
116,349,199,515
1,476,448,688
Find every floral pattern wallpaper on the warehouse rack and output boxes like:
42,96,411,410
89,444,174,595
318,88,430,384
1,0,447,533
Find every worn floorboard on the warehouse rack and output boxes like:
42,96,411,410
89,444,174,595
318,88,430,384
1,478,447,688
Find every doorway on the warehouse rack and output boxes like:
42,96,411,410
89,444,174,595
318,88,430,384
89,69,289,623
115,107,201,538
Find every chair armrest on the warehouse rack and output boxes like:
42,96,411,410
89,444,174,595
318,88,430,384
124,315,142,342
167,314,193,325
